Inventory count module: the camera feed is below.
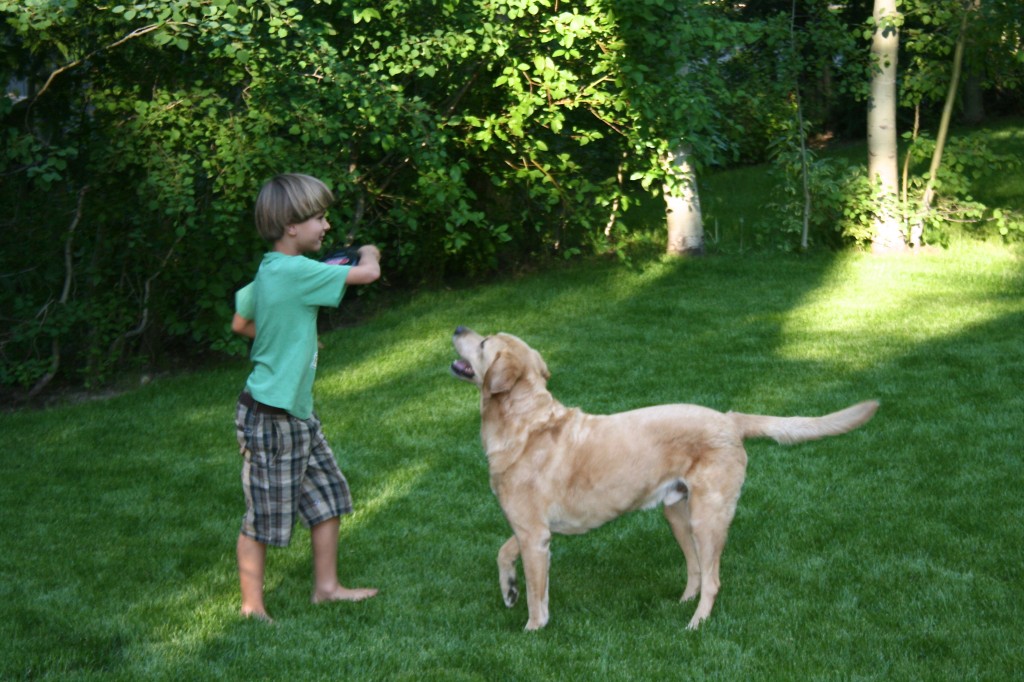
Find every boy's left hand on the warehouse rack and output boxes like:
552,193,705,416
357,245,381,262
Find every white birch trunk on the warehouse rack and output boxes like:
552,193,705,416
663,147,704,256
867,0,906,252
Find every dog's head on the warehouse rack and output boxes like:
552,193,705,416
451,326,550,396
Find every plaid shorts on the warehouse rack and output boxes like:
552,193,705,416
235,396,353,547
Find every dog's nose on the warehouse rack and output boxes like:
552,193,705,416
454,326,467,336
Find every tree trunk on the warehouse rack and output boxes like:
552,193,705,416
663,146,704,256
867,0,905,253
791,0,811,251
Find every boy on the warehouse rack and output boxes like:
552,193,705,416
232,173,380,621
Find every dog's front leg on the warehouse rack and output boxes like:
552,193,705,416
517,528,552,631
497,535,521,607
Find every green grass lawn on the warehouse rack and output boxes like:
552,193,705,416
2,235,1022,680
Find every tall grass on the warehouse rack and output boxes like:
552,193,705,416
2,235,1022,680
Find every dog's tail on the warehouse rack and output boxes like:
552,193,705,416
730,400,879,445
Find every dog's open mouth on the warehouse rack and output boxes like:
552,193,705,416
450,358,475,380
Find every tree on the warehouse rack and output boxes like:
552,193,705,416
612,0,767,257
872,0,1024,247
911,0,978,246
867,0,907,252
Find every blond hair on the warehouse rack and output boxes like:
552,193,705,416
254,173,334,242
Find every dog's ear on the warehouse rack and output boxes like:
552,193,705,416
483,350,521,395
532,350,550,382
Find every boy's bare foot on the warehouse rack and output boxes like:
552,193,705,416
241,607,274,623
311,586,379,604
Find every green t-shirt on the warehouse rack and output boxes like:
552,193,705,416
236,252,350,419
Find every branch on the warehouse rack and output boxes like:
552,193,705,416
31,23,171,106
26,185,88,401
116,232,185,347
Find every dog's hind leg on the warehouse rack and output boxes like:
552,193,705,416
663,500,701,602
497,535,521,607
684,504,728,629
684,475,743,630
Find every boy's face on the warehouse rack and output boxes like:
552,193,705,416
288,211,331,254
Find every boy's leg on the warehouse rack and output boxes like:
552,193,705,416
310,517,378,603
235,396,279,621
237,533,272,620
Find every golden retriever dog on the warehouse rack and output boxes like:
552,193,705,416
450,326,878,631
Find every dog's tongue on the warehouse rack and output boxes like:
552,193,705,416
451,359,475,379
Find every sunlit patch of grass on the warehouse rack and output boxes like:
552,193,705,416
777,244,1024,367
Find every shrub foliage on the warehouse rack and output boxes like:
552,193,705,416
1,0,775,390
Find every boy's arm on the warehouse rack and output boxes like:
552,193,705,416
345,245,382,285
232,313,256,339
232,282,256,338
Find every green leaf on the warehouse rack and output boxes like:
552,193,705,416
353,7,381,23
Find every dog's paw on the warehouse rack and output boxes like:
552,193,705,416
680,575,701,602
503,578,519,607
524,613,549,631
